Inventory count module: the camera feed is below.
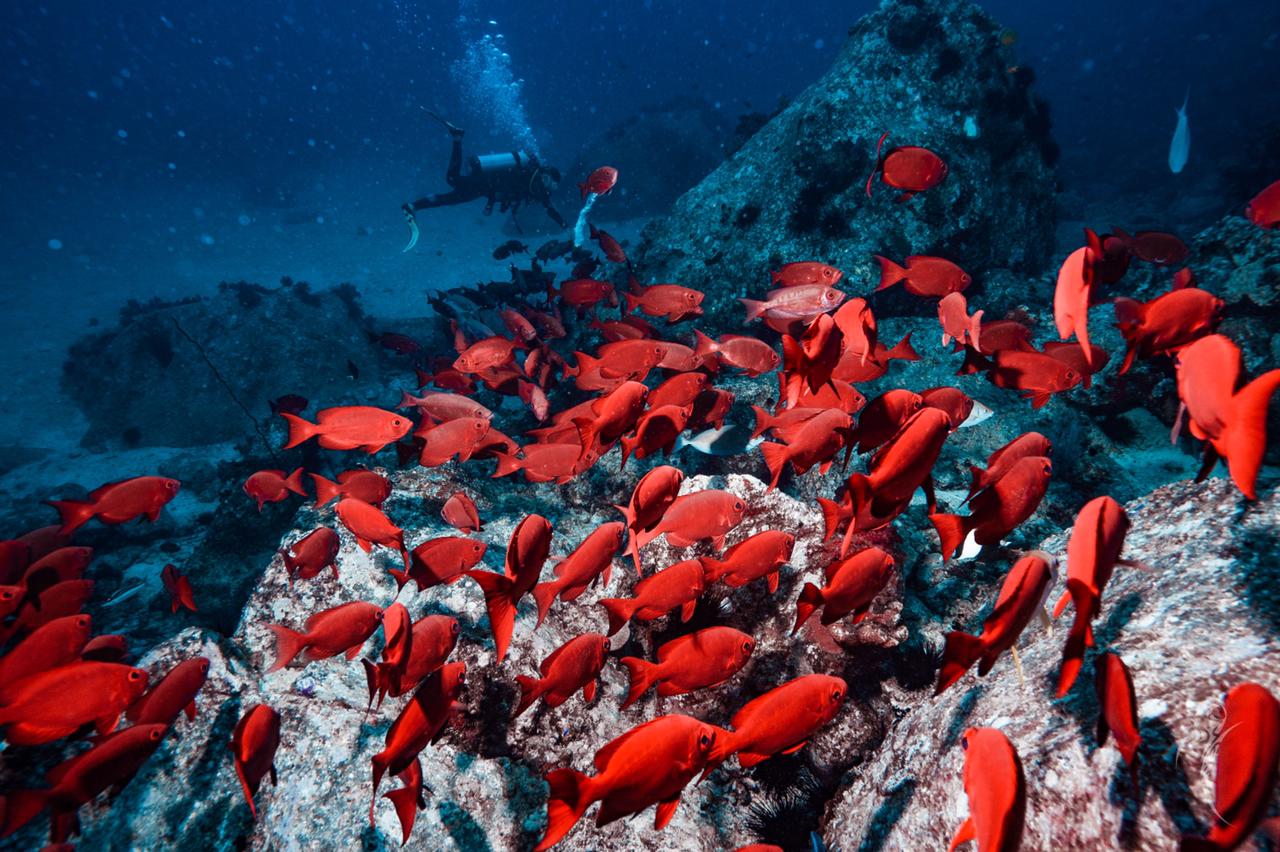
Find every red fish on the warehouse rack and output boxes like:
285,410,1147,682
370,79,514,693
617,466,684,574
398,390,493,422
46,476,181,536
700,530,795,594
17,546,92,608
380,758,428,845
574,381,649,457
81,633,128,662
0,723,167,839
555,279,617,311
704,674,846,775
0,615,92,691
1180,682,1280,851
3,579,93,642
949,727,1026,852
0,661,148,746
780,314,845,407
647,372,709,410
842,408,951,542
244,468,306,511
281,527,340,584
392,615,461,698
440,492,481,533
1113,287,1222,374
1054,240,1099,368
693,331,779,377
265,601,383,672
865,132,948,201
370,663,466,815
1247,178,1280,229
592,318,649,342
515,632,611,716
750,406,823,441
532,522,624,627
939,292,983,350
1175,334,1280,499
686,387,736,431
965,432,1052,501
620,626,754,709
335,499,407,564
1053,496,1132,696
579,166,618,199
600,558,706,635
492,443,600,484
875,255,971,297
281,407,410,454
634,489,747,557
415,417,493,467
363,603,413,709
772,262,843,288
793,547,895,633
588,224,627,264
848,389,924,454
467,515,552,663
537,714,720,850
832,333,919,384
930,456,1052,561
518,380,551,421
453,336,527,374
311,469,392,508
160,564,197,613
832,298,878,363
619,404,692,468
1042,341,1109,389
231,704,281,819
935,552,1055,694
126,656,210,726
759,409,853,491
1094,651,1141,779
624,284,705,322
920,386,974,431
740,285,845,325
1106,227,1188,265
983,348,1081,409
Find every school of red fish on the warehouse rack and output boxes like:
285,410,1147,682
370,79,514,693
1,157,1279,850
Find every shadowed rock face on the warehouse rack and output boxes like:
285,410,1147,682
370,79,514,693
633,0,1057,325
823,477,1280,851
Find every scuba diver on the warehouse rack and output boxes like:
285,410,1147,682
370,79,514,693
401,111,565,252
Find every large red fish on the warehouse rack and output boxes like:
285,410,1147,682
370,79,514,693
633,489,747,558
589,223,627,264
865,132,947,201
1175,334,1280,499
579,166,618,199
0,615,92,691
265,601,383,672
244,468,307,511
370,663,466,816
694,332,779,377
983,348,1081,409
531,522,623,627
617,466,684,574
441,492,482,533
935,552,1055,694
930,456,1052,561
759,409,853,491
1094,651,1141,779
780,314,845,407
280,527,340,584
619,404,692,468
1053,496,1132,696
600,558,706,635
310,469,391,508
920,386,975,431
126,656,210,727
793,547,895,633
832,333,919,384
515,632,611,716
620,626,754,709
1043,341,1109,389
938,292,983,350
362,602,413,709
1180,682,1280,851
949,727,1026,852
453,336,527,374
875,255,970,296
772,262,842,288
848,389,923,454
1113,287,1222,374
647,372,709,410
492,443,600,484
46,476,181,535
398,390,493,422
537,714,720,850
281,407,410,453
704,674,846,775
624,284,705,322
390,615,461,698
1053,232,1101,368
335,498,407,565
842,408,951,542
415,416,493,467
700,530,794,594
1247,178,1280,229
161,564,197,613
554,279,617,312
467,515,552,663
964,433,1052,501
1106,227,1188,265
0,660,148,745
574,381,649,457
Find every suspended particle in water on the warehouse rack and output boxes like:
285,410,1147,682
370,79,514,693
48,239,63,250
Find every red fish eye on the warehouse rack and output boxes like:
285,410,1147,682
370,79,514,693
129,670,144,681
832,689,843,702
451,621,460,634
961,274,971,284
742,641,752,653
733,501,744,513
1043,463,1052,476
961,735,969,750
150,729,163,741
699,733,711,748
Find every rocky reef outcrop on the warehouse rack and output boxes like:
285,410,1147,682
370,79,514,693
824,477,1280,850
633,0,1058,321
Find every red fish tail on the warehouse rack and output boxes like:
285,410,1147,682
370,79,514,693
266,624,308,672
383,783,422,845
387,567,412,590
531,581,558,629
466,570,518,663
396,390,419,410
599,597,637,636
929,512,970,562
1056,584,1095,696
969,310,984,353
44,499,95,536
361,658,382,711
865,131,889,198
692,329,718,361
284,468,308,498
536,768,593,852
619,657,657,709
514,674,545,716
699,555,727,585
816,497,843,542
935,631,985,695
309,474,341,507
490,452,523,479
749,405,776,440
618,434,638,470
793,582,824,634
1225,368,1280,499
621,291,640,315
279,412,318,449
888,332,920,362
0,789,47,837
370,754,390,824
873,255,907,291
759,441,790,492
739,298,768,322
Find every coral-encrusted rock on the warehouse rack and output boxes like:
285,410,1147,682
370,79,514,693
68,471,907,850
633,0,1057,326
822,478,1280,851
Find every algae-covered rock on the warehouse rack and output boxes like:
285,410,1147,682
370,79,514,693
822,477,1280,851
634,0,1057,324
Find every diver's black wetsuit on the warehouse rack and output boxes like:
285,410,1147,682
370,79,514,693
408,135,565,228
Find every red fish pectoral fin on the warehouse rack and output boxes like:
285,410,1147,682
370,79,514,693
766,571,780,594
779,740,808,756
679,598,698,622
653,794,681,830
948,816,976,852
582,679,597,703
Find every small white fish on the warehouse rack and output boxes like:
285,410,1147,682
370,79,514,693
102,582,147,608
673,425,764,457
1168,88,1190,174
959,400,993,428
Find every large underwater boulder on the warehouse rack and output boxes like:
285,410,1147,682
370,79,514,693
633,0,1058,323
822,477,1280,850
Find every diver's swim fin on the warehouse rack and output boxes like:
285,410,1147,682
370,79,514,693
421,108,464,137
402,208,420,253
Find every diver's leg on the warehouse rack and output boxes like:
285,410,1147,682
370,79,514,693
411,188,475,211
445,138,464,187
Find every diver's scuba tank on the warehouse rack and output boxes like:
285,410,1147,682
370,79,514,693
470,151,531,179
